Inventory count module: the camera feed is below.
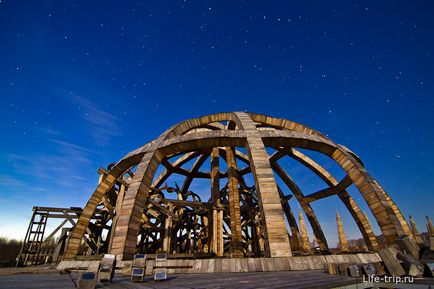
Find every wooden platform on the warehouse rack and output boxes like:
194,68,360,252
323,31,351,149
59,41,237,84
56,253,381,274
0,270,360,289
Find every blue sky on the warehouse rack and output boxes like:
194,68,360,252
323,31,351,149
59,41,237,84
0,1,433,246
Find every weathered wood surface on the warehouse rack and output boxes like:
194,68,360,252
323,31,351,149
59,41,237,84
57,253,381,274
272,148,379,251
226,147,244,257
396,235,420,259
0,274,76,289
234,112,292,257
379,247,406,276
63,112,409,261
431,236,434,251
396,252,425,277
0,271,360,289
210,148,224,257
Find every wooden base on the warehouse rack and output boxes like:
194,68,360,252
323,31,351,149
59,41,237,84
57,253,380,274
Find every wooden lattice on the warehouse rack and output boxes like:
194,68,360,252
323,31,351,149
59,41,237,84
62,112,412,260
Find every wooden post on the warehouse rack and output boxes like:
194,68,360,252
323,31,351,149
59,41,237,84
52,228,69,263
162,216,172,253
202,215,209,253
217,210,224,256
210,148,223,256
226,147,244,257
108,178,127,252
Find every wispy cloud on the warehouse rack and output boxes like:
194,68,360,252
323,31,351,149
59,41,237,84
0,137,101,238
73,95,120,144
4,137,96,189
0,174,25,187
49,137,97,160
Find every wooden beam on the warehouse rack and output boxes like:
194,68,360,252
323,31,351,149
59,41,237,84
277,186,301,251
210,148,223,256
272,162,329,251
226,146,244,257
303,175,352,203
234,112,291,257
181,153,210,193
271,147,379,251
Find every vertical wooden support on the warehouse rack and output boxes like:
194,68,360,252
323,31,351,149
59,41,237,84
217,210,224,255
226,147,244,257
52,228,69,263
108,178,126,252
162,216,172,253
336,211,350,252
202,215,210,253
212,210,218,254
210,148,223,256
234,112,291,257
298,208,312,253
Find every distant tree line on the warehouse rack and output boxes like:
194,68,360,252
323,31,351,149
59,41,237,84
0,237,22,267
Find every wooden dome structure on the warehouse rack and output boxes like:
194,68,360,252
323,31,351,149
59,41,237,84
64,112,412,260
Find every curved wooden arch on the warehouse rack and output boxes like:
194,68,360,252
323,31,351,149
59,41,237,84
64,126,175,259
262,129,408,244
269,148,379,251
64,112,410,260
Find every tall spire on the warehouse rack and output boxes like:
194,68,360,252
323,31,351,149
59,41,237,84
427,216,434,237
336,210,349,253
298,207,312,253
409,215,423,245
409,215,420,235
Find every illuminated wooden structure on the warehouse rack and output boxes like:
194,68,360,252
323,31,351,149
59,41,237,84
57,112,412,261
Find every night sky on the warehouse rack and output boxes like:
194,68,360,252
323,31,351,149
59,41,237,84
0,1,433,246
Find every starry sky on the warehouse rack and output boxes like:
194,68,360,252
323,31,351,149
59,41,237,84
0,1,433,246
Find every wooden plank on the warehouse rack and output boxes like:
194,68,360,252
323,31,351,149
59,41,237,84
199,259,210,273
191,259,201,273
246,258,257,272
214,258,222,273
235,112,291,257
378,248,405,276
221,259,230,272
239,258,249,272
396,235,419,259
226,147,244,257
